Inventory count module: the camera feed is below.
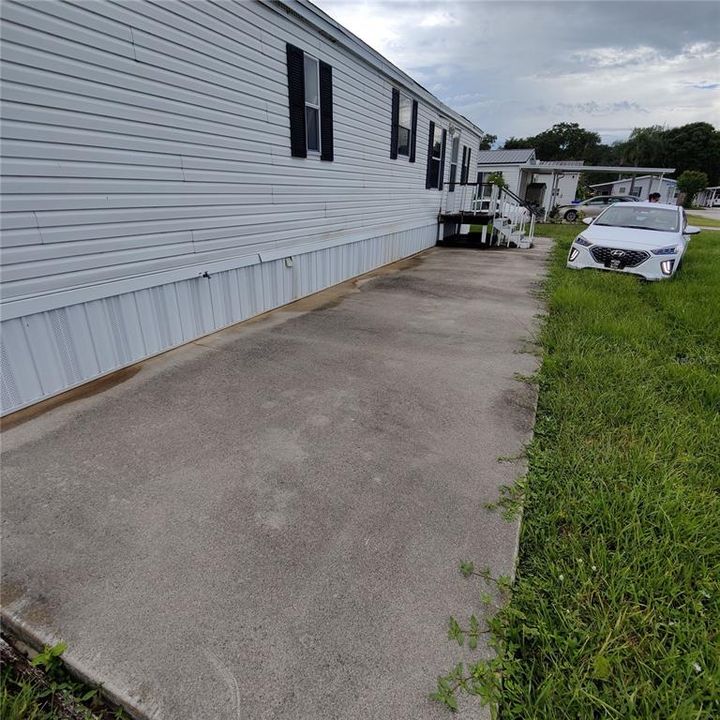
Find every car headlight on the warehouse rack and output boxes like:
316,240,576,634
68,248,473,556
575,235,592,247
651,246,678,255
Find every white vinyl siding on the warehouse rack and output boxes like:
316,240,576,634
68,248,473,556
0,0,483,413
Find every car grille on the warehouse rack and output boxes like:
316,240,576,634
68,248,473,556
590,246,650,268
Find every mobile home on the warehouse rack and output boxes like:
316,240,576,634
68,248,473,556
589,175,678,204
696,186,720,208
0,0,486,416
475,149,583,211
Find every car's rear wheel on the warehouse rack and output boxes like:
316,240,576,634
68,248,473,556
564,209,578,222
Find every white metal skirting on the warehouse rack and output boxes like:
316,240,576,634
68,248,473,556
0,224,437,415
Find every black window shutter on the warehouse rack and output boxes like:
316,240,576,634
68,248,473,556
449,164,457,192
425,121,435,189
460,146,467,184
465,148,472,184
286,43,306,158
390,88,399,159
438,128,447,189
409,100,418,162
319,60,334,161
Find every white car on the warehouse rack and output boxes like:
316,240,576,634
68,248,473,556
566,202,700,280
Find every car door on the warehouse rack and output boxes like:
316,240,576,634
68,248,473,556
584,197,608,217
681,209,691,247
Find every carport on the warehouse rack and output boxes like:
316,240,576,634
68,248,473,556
528,164,676,220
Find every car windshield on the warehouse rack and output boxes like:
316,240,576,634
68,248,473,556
595,205,679,232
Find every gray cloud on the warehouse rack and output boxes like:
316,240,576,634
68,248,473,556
314,0,720,143
531,101,650,116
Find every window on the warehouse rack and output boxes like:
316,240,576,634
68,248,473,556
448,136,460,191
304,55,320,153
460,145,472,184
397,94,412,155
286,43,334,160
390,89,418,161
425,122,446,190
595,205,679,233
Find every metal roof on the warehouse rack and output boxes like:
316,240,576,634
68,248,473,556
536,160,584,166
589,175,677,186
476,149,536,165
521,164,675,174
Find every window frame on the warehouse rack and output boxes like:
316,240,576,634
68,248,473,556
460,145,471,184
396,92,412,157
303,53,321,155
429,125,443,189
448,135,460,192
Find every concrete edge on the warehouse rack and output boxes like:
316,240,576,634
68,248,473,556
1,247,436,431
1,609,158,720
508,251,550,583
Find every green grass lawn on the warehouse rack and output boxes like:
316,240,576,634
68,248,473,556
494,224,720,718
687,213,720,228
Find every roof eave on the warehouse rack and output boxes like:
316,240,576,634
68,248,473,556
264,0,485,137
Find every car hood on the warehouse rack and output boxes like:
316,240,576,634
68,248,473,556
582,225,679,249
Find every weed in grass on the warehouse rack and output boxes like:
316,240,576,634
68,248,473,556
496,449,527,464
512,372,537,384
0,639,128,720
484,476,526,521
432,224,720,719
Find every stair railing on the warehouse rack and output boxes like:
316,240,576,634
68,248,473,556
440,183,537,248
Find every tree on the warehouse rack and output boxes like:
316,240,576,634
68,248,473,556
478,132,497,151
617,122,720,184
504,122,603,161
487,171,507,188
664,123,720,185
676,170,708,208
619,126,668,168
501,121,720,186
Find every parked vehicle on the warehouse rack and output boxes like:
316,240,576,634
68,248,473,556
566,202,700,280
558,195,639,222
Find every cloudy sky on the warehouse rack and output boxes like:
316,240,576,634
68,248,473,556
313,0,720,145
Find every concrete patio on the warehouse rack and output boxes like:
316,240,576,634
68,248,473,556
1,240,549,719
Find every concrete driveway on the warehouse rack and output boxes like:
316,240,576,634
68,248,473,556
1,240,549,719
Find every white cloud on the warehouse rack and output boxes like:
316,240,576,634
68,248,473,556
570,46,660,69
315,0,720,144
419,10,459,27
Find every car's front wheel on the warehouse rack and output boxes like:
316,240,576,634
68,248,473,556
564,209,578,222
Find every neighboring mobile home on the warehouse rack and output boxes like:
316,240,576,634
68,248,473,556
693,186,719,208
475,149,583,211
589,175,678,204
0,0,485,416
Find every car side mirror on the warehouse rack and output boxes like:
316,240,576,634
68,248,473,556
685,225,701,235
582,217,593,225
